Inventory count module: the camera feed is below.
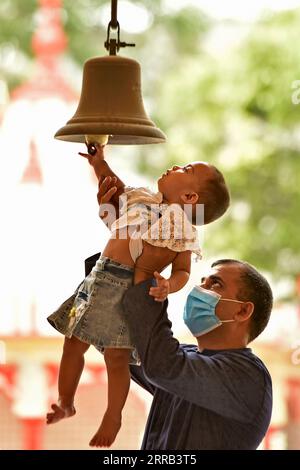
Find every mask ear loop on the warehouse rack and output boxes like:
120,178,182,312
218,298,245,323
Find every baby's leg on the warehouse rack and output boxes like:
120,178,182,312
89,348,131,447
47,336,90,424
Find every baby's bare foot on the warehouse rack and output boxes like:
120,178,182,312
89,411,121,447
46,403,76,425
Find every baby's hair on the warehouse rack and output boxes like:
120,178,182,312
193,166,230,225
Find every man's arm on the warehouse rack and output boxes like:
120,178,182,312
122,280,268,423
129,365,156,395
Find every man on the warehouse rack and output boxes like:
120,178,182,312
122,257,273,450
91,177,273,450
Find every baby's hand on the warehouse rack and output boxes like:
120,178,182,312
78,143,105,165
149,271,170,302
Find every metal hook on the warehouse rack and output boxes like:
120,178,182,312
104,0,135,55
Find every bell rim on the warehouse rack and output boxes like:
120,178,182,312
54,122,166,144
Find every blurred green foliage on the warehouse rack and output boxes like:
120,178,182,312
1,1,300,279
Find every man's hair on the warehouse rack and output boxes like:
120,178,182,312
193,166,230,225
211,259,273,343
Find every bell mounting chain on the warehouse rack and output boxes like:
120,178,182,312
105,0,135,55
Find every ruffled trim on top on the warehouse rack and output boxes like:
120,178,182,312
110,187,202,262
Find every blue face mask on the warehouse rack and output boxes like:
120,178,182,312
183,286,244,337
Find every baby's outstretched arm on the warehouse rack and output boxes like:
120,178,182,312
149,251,191,302
79,144,125,202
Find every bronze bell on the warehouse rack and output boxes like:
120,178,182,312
54,55,166,145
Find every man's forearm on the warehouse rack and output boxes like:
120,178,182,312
123,280,182,377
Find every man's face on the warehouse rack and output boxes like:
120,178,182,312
157,161,214,204
199,263,244,321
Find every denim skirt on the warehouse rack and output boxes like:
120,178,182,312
47,256,139,365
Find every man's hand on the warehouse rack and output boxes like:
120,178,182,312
97,176,118,230
149,271,170,302
97,176,118,206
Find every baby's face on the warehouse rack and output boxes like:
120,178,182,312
157,161,214,204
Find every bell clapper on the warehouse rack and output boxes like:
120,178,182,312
87,143,97,156
85,134,109,155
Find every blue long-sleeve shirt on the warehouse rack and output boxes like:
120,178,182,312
122,279,273,450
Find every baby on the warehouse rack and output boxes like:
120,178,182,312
46,143,230,448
